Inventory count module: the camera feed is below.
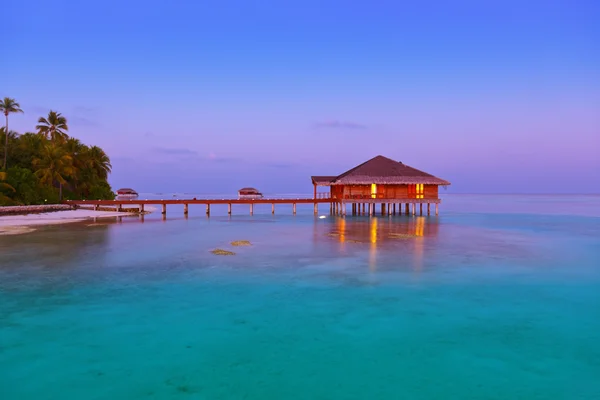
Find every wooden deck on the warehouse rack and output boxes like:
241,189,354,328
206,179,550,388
65,198,331,216
66,198,331,206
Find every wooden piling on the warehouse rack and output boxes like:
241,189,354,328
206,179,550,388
184,203,188,215
293,203,297,214
435,203,439,216
272,203,275,214
206,204,210,215
228,203,232,214
427,203,431,215
250,203,254,215
161,204,166,214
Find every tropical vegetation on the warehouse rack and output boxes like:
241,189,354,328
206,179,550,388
0,98,114,205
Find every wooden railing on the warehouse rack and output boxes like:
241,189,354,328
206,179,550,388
316,192,331,199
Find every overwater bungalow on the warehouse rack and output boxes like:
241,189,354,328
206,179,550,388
311,155,451,215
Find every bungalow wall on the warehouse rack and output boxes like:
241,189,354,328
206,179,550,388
332,184,440,199
424,185,439,198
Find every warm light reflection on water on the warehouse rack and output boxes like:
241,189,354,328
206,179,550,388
369,218,378,271
327,215,439,272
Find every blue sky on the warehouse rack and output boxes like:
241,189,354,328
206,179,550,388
5,0,600,193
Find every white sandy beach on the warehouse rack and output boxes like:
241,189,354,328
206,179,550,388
0,208,145,235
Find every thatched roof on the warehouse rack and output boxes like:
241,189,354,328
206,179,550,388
314,155,450,186
311,176,337,186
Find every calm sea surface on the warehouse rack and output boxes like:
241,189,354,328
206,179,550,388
1,194,599,399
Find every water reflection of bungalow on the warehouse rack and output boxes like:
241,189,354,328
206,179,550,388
326,216,440,244
312,155,450,216
322,217,440,272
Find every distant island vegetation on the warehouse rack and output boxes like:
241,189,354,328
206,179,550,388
1,97,114,206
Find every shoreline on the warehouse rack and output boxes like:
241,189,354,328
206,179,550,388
0,207,146,236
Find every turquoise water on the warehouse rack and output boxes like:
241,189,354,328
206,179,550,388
1,195,599,399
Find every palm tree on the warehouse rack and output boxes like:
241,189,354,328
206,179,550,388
36,111,69,142
0,97,24,170
0,171,16,204
87,146,112,180
33,145,74,201
63,138,86,193
13,132,47,167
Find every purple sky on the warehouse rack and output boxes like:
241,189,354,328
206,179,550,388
5,0,600,194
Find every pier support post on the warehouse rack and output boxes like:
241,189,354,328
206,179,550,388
381,203,385,215
206,204,210,216
272,203,275,214
94,204,99,211
369,203,373,216
140,204,144,213
184,203,188,215
314,203,318,214
329,202,333,214
250,203,254,215
435,203,439,216
388,203,392,215
412,203,416,215
419,203,423,216
293,203,297,215
161,204,166,215
405,203,409,214
427,203,431,215
362,203,365,214
393,203,396,215
228,203,232,214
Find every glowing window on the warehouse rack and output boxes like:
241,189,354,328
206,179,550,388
371,184,377,198
416,184,424,199
410,184,424,199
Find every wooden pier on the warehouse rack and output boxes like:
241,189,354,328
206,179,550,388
65,198,331,216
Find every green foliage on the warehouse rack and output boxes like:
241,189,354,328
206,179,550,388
0,107,115,205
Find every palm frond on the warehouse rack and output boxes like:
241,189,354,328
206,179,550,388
0,97,24,114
